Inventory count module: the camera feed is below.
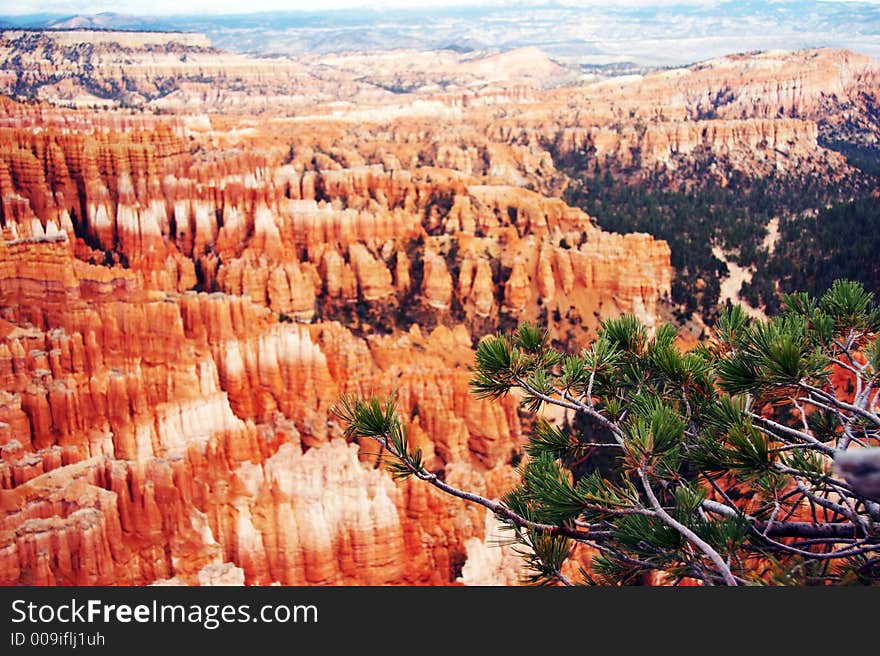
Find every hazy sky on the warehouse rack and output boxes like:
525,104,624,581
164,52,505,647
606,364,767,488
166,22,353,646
3,0,879,17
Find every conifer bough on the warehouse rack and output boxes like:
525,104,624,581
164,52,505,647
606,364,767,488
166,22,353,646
335,280,880,586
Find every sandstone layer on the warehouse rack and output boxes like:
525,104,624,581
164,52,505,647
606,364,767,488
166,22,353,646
0,89,670,585
2,36,873,586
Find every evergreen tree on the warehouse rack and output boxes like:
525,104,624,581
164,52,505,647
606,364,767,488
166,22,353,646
336,280,880,585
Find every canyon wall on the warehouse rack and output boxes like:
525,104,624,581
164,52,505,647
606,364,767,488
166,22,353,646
0,228,526,585
0,94,669,585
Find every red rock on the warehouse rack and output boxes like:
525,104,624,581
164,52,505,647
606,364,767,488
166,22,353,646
0,55,689,586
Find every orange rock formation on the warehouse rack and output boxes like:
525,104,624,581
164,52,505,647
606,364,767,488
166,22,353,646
0,85,672,585
3,38,869,586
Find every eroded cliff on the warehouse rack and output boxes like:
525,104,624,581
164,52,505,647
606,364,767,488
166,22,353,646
0,90,669,585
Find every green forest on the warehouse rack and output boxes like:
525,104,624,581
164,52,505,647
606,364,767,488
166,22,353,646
561,155,878,321
744,194,880,313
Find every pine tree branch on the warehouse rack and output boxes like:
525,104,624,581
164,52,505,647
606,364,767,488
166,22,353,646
860,380,876,409
852,380,877,448
638,468,739,586
699,477,863,538
700,498,740,519
704,485,874,540
830,357,865,379
586,367,596,407
793,479,863,532
590,542,663,575
425,471,607,541
513,376,584,413
768,443,827,453
746,540,880,561
757,521,873,539
582,506,658,517
370,432,604,542
513,374,627,444
799,382,880,426
831,339,867,371
770,462,856,498
763,497,782,538
795,391,870,453
747,412,836,456
795,396,849,421
554,569,574,586
790,396,811,435
789,537,860,547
